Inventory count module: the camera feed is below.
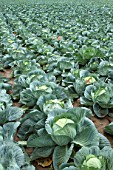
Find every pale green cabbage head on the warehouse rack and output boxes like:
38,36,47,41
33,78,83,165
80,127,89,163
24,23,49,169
82,154,103,170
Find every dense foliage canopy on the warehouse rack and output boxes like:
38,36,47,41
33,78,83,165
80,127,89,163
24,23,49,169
0,0,113,169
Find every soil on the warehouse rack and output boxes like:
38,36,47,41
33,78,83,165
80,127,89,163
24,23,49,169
1,69,113,170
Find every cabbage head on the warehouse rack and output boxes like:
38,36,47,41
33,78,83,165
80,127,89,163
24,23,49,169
74,146,113,170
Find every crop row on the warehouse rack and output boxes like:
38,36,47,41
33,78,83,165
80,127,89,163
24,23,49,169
1,1,113,169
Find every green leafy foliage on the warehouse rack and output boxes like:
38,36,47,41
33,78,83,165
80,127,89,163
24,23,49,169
80,82,113,117
0,142,25,169
1,0,113,169
0,122,20,143
0,106,24,124
53,144,74,170
104,122,113,135
45,107,98,146
18,109,47,140
74,146,113,170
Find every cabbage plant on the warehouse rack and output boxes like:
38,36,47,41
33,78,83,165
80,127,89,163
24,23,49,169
0,142,35,170
80,81,113,117
60,146,113,170
45,107,97,146
0,122,35,170
19,80,68,107
74,146,113,170
36,94,73,113
73,69,97,96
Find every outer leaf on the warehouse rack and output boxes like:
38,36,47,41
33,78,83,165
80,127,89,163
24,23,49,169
30,147,54,161
20,89,37,107
101,146,113,170
98,133,111,149
59,163,77,170
80,97,93,106
3,122,20,141
6,106,24,121
93,103,108,118
0,90,12,106
0,142,24,168
18,109,46,140
53,144,74,170
73,79,85,95
73,118,99,147
27,134,55,147
80,107,93,118
84,85,95,100
18,119,35,140
104,122,113,135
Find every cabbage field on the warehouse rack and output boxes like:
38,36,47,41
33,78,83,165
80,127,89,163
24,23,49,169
1,0,113,169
